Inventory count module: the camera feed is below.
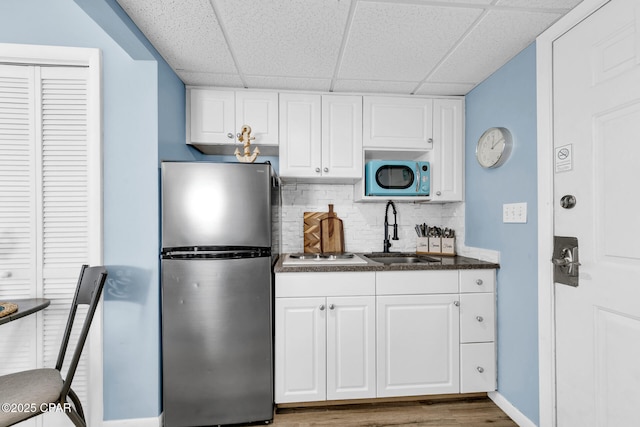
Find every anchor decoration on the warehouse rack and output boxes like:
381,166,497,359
234,124,260,163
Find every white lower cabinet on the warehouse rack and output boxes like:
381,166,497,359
376,294,460,397
275,273,376,403
275,268,496,404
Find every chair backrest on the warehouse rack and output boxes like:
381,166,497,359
55,265,108,399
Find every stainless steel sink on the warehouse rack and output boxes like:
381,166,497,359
363,253,441,264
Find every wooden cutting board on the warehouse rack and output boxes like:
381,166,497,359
303,211,327,253
320,204,344,254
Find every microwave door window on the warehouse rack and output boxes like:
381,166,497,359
376,166,414,189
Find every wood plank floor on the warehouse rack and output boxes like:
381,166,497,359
262,396,518,427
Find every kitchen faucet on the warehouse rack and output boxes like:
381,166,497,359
383,200,399,253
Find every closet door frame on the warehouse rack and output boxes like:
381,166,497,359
0,43,103,427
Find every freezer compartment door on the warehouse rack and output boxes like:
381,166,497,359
162,162,272,248
162,257,273,426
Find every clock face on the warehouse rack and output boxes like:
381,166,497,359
476,127,512,168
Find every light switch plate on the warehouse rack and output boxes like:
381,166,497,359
503,202,527,223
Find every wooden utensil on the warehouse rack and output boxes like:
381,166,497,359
320,204,345,253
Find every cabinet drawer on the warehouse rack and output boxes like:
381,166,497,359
276,272,375,297
460,293,495,343
459,269,495,293
376,270,458,295
460,342,496,393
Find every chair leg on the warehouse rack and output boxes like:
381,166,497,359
65,388,86,426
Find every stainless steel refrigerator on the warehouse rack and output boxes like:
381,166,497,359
161,161,279,427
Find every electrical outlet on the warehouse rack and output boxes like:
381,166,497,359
503,202,527,223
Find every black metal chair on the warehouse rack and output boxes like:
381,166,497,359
0,265,108,427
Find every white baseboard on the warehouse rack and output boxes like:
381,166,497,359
102,414,162,427
489,391,536,427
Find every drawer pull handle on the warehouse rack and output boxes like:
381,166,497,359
477,366,485,373
476,279,483,286
476,316,484,322
319,304,325,311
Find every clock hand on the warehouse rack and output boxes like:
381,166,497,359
491,137,504,149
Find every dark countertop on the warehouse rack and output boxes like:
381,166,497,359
274,253,499,273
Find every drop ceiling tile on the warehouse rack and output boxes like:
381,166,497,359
496,0,583,9
415,82,476,96
429,9,561,84
176,71,244,88
214,0,351,78
117,0,237,74
244,76,331,92
339,2,483,82
333,79,418,94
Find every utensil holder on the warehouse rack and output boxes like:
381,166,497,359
416,237,456,256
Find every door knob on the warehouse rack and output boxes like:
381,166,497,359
553,236,580,287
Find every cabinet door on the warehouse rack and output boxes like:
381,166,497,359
363,96,433,150
377,294,460,397
460,342,496,393
326,296,375,400
322,95,362,179
431,99,464,201
275,297,326,403
188,89,235,144
235,91,279,146
279,93,322,178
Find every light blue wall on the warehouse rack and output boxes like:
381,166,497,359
465,43,539,425
0,0,190,421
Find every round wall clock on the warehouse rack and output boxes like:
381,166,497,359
476,127,513,168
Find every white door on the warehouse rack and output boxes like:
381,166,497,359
188,88,235,143
274,297,326,403
376,294,459,397
553,0,640,425
326,296,375,400
362,96,433,150
321,95,362,180
235,91,279,147
278,93,322,178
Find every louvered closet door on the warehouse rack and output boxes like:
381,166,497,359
0,65,38,375
38,66,92,427
0,64,93,427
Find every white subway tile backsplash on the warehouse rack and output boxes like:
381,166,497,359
280,183,465,254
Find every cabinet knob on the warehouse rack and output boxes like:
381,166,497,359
227,132,234,139
319,304,325,311
323,167,329,173
453,301,460,307
0,271,12,279
329,304,335,310
476,316,484,322
428,138,433,144
476,366,485,373
436,191,442,196
315,167,321,173
476,279,483,286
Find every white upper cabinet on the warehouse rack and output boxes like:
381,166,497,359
280,93,362,181
279,93,322,179
187,88,278,154
322,95,363,180
363,96,433,150
431,99,464,201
